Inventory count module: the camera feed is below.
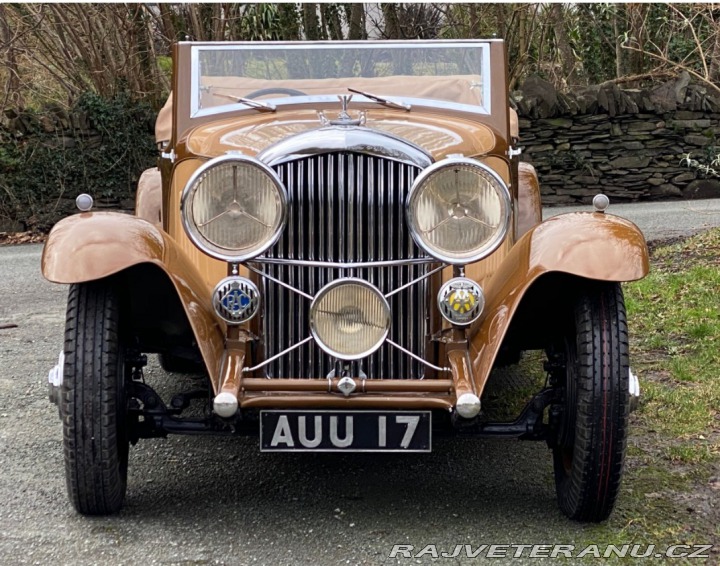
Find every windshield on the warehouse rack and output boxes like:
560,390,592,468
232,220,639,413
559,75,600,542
190,41,491,118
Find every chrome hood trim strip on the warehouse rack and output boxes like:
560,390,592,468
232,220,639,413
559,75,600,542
257,126,433,168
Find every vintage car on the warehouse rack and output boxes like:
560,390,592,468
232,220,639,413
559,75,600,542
42,40,648,521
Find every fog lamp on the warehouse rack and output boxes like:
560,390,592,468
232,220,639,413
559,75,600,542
438,278,484,326
212,277,260,324
310,279,390,360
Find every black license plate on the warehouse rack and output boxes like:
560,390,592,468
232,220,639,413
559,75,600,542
260,410,431,452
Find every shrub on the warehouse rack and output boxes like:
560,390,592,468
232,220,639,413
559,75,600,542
0,92,156,231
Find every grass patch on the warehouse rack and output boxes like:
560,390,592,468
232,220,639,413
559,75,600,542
625,230,720,440
578,227,720,560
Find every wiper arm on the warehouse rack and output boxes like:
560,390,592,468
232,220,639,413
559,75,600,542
347,88,411,111
213,93,276,112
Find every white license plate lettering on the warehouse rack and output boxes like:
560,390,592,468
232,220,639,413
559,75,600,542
329,416,354,447
270,415,295,448
396,415,420,449
298,415,322,448
261,411,431,452
378,415,387,447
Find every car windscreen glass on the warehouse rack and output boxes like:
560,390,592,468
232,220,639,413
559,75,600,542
190,41,491,118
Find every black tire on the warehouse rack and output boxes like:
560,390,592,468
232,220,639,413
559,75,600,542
551,282,630,522
61,281,129,515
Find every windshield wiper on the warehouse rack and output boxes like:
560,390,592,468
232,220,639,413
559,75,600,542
213,93,276,112
347,88,411,111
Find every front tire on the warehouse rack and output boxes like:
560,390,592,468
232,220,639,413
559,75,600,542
61,282,129,515
551,282,630,522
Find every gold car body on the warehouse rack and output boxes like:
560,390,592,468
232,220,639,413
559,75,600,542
42,40,648,414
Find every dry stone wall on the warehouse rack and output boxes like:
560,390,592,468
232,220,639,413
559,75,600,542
513,73,720,205
0,99,155,231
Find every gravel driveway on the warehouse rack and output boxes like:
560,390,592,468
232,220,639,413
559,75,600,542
1,199,719,565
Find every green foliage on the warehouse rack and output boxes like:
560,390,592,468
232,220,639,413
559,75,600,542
0,92,156,231
240,4,284,41
157,56,173,84
571,4,619,84
680,144,720,178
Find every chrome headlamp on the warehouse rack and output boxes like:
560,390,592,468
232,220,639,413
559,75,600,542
310,279,391,360
181,155,287,262
406,158,511,265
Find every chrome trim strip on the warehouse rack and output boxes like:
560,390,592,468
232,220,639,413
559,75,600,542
190,46,200,116
258,126,433,169
185,40,500,47
245,263,313,301
192,95,490,121
244,336,314,375
252,257,434,269
386,339,450,374
384,264,446,299
481,44,492,115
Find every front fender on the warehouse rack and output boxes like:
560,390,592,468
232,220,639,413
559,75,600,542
41,212,224,380
470,212,649,395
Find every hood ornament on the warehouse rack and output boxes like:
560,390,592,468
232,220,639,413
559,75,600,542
325,95,365,127
339,94,351,116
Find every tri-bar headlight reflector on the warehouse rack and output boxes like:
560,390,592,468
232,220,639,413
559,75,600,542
212,276,260,324
407,157,511,264
181,155,287,262
310,279,391,360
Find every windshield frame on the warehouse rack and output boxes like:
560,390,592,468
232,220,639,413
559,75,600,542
187,40,493,120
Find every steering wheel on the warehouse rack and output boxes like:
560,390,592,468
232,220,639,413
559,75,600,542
244,87,308,99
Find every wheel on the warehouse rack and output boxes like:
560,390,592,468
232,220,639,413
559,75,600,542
244,87,307,99
550,282,630,522
61,281,129,515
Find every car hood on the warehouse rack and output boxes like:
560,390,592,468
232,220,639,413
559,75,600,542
183,109,498,162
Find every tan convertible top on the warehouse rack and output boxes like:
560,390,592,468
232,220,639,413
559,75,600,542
156,92,173,144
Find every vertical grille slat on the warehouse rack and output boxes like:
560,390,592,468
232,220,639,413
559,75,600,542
263,152,428,379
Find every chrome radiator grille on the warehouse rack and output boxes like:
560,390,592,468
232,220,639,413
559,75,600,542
259,152,430,379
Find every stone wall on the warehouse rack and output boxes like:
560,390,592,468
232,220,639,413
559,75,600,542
513,73,720,205
0,98,156,231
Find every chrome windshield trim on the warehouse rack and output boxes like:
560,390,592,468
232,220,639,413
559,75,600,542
249,257,435,269
192,96,489,120
257,126,433,168
184,39,499,48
